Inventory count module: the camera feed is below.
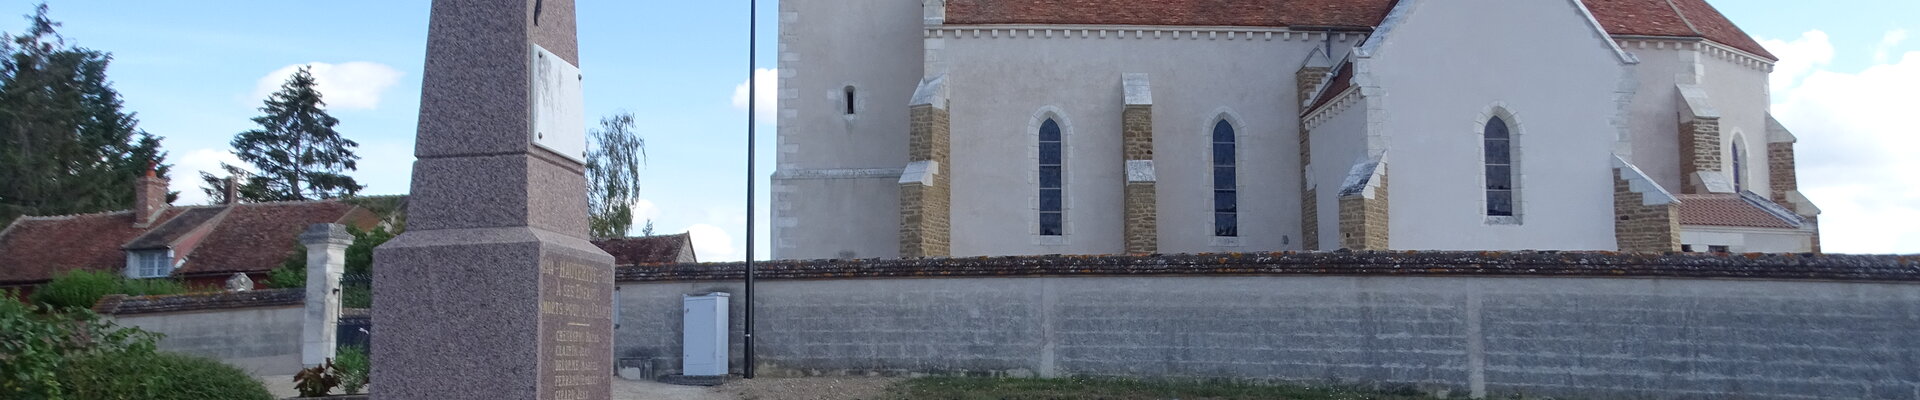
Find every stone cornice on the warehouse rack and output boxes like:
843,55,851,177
929,25,1363,42
1614,36,1774,72
1302,86,1361,131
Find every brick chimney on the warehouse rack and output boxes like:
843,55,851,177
223,176,241,205
132,163,169,228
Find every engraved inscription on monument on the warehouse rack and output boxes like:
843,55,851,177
539,259,613,400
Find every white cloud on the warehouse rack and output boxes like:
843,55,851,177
252,62,403,111
686,223,738,261
170,148,246,205
1767,30,1920,253
627,198,661,236
630,198,661,223
1874,29,1909,64
1760,30,1834,94
730,68,778,120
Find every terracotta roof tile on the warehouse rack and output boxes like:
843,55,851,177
0,201,380,284
594,233,696,265
1677,192,1803,229
0,209,185,285
945,0,1773,60
1585,0,1775,59
122,207,225,250
175,202,378,277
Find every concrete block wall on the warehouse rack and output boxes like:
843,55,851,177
113,306,305,375
614,254,1920,399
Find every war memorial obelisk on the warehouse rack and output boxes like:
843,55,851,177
372,0,616,399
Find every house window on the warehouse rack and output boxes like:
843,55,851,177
1731,140,1746,191
1212,120,1238,237
844,86,856,115
132,250,171,278
1484,116,1515,217
1039,119,1064,236
1709,245,1730,254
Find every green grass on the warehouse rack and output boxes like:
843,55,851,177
883,377,1444,400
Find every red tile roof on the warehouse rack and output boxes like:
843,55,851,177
0,201,380,285
1585,0,1774,59
594,233,697,266
0,209,186,285
175,202,380,277
945,0,1773,60
1677,193,1803,229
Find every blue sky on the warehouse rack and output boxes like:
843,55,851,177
4,0,1913,258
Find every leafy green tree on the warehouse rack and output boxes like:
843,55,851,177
222,66,362,202
586,112,647,238
0,4,170,226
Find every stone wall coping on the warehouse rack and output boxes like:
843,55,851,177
93,288,303,316
616,252,1920,284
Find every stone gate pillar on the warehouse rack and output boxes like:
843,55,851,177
300,223,351,367
373,0,617,399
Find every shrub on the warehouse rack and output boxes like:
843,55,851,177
61,351,274,400
293,360,342,397
0,293,161,399
335,345,370,394
29,269,122,309
267,242,308,289
30,270,189,310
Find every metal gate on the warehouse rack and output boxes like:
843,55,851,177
337,273,373,350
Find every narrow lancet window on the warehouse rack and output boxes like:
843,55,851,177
1732,141,1746,191
1213,120,1238,237
1484,116,1515,217
1039,119,1064,236
844,86,856,115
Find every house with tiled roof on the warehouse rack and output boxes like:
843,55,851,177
0,169,382,295
772,0,1821,258
592,233,698,265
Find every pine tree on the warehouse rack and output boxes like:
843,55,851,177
225,66,362,202
586,112,647,238
0,4,169,226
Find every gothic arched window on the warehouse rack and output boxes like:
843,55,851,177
1039,119,1064,236
1212,120,1238,237
1731,140,1747,191
1484,116,1515,217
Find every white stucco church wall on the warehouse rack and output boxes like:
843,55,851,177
772,0,1819,257
1363,0,1631,250
940,28,1361,256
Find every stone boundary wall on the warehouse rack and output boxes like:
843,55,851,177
98,290,305,375
614,253,1920,399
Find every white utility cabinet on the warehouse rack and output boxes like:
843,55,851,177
681,292,730,376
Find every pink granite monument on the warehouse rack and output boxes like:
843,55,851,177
372,0,616,399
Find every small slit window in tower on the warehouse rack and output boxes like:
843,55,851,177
844,86,856,115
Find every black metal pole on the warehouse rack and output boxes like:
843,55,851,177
743,0,758,380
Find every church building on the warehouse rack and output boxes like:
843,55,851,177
771,0,1821,259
